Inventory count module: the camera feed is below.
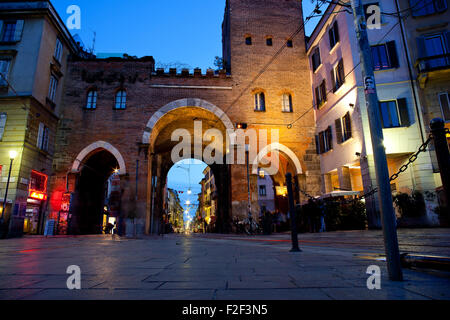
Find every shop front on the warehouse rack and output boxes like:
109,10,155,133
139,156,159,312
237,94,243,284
24,170,48,235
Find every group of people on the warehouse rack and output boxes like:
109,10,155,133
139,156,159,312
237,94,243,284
260,209,290,235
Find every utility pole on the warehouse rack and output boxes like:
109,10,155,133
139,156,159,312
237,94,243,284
350,0,403,281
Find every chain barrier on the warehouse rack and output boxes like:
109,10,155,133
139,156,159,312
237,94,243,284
298,133,435,204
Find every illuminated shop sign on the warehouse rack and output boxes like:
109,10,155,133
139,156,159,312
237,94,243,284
28,170,48,201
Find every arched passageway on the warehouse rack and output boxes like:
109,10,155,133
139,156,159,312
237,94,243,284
70,150,121,234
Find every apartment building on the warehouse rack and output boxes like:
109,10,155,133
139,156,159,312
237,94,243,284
0,1,78,237
307,0,440,228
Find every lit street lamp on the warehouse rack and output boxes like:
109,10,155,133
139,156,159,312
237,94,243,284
1,151,17,236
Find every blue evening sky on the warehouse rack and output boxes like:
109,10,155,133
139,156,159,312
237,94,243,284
51,0,321,219
52,0,319,71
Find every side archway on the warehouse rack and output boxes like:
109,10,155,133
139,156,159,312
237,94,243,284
71,141,127,174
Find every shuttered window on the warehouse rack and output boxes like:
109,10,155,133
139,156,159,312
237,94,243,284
371,41,399,70
311,47,321,72
335,112,352,144
379,98,410,128
331,59,345,92
329,21,340,49
315,80,327,108
316,126,333,154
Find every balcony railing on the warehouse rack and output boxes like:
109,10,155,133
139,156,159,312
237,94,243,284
417,53,450,73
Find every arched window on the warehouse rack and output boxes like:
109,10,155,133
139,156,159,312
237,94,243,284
254,92,266,111
86,90,97,109
115,90,126,109
282,93,293,112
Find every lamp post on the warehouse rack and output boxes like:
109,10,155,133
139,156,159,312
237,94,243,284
245,144,251,220
1,151,17,236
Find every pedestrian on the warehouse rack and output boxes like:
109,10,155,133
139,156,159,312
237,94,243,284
159,214,166,237
111,221,118,240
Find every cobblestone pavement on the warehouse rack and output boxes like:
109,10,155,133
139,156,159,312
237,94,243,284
0,229,449,300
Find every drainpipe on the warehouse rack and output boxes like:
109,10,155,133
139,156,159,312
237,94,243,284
394,0,425,144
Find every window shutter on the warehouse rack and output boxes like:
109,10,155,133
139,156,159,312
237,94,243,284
315,87,320,108
13,20,24,42
386,41,399,68
330,70,336,92
37,123,44,148
416,37,426,58
435,0,448,12
445,31,450,52
319,132,325,154
397,98,410,127
335,118,343,144
338,59,345,84
327,126,333,150
344,112,352,139
0,21,3,38
315,135,321,154
334,22,340,43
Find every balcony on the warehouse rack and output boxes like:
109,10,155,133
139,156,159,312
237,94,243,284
417,53,450,73
416,53,450,87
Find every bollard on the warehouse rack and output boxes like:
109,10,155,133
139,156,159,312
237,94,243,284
430,118,450,212
286,173,301,252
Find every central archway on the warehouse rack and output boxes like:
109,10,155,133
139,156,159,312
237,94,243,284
144,99,233,235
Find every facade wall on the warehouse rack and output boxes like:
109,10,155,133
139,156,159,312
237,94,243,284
307,0,441,227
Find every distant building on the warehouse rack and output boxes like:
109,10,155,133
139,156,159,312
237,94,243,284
167,188,184,232
257,169,275,213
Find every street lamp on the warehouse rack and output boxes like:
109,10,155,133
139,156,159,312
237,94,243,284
1,150,17,234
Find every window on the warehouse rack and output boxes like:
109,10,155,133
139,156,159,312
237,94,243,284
245,36,252,45
417,34,449,70
0,20,23,42
331,59,345,92
259,185,267,197
438,92,450,121
48,75,58,102
266,37,273,46
329,21,340,49
115,90,127,109
371,41,399,70
37,123,50,152
282,93,293,112
315,80,327,108
316,126,333,154
0,59,11,86
1,21,16,42
54,38,63,62
254,92,266,111
335,112,352,144
311,47,321,72
286,39,293,48
379,98,410,128
86,90,97,109
410,0,447,17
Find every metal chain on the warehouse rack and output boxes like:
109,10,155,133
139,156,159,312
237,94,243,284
298,133,435,204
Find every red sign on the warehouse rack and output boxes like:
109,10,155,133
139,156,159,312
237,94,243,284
30,191,47,201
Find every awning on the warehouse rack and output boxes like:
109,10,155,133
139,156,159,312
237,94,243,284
320,190,361,199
